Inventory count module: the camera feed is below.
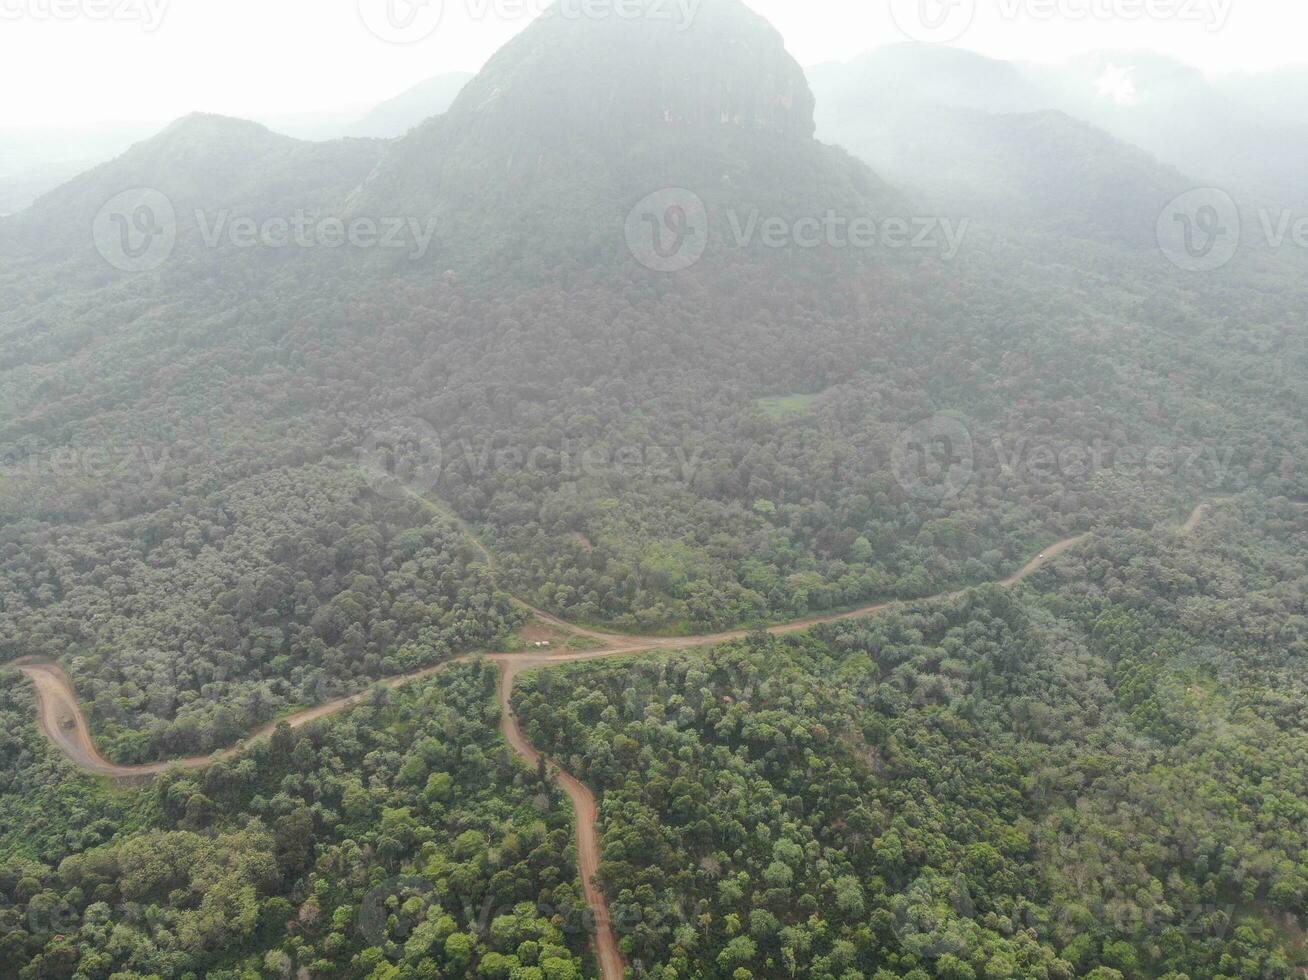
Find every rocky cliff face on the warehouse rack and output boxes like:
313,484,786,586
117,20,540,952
442,0,816,144
343,0,891,274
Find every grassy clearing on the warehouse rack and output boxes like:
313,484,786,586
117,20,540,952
757,392,820,419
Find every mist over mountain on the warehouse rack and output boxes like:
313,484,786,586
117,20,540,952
265,72,476,142
1217,65,1308,129
1027,52,1308,207
811,44,1308,215
345,71,474,139
809,44,1047,116
0,124,162,217
0,157,108,219
809,47,1191,245
0,72,471,217
2,114,385,271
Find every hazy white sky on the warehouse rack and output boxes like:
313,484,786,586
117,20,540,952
0,0,1303,129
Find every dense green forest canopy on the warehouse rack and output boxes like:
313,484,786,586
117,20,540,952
511,497,1308,980
2,660,593,979
3,497,1304,979
0,463,523,762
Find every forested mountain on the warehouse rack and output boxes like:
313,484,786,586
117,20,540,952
1,0,1303,702
1,1,1306,977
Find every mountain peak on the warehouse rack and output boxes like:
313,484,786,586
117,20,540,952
159,112,277,137
441,0,815,142
345,0,894,273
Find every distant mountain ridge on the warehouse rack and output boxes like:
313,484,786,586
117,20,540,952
0,73,471,216
810,44,1307,216
808,46,1194,246
346,72,474,139
1,115,385,266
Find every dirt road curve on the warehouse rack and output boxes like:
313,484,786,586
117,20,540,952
10,500,1220,980
13,660,456,782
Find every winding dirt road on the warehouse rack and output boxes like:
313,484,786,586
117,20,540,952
497,659,626,980
10,501,1220,979
13,659,456,783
